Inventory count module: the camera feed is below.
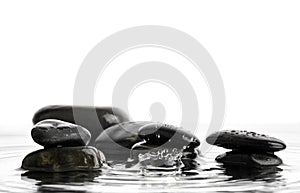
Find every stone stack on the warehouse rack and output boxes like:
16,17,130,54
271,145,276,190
206,130,286,167
22,119,106,172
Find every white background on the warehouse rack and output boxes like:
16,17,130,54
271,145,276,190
0,0,300,135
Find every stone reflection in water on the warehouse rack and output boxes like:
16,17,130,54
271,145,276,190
37,187,87,193
21,171,99,193
21,171,101,184
221,165,283,182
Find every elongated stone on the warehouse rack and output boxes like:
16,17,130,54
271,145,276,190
206,130,286,152
32,119,91,148
21,146,105,172
138,122,200,149
215,151,282,167
32,105,130,144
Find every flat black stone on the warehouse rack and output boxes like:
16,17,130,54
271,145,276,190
21,146,105,172
138,122,200,149
32,119,91,148
215,151,283,167
32,105,130,144
206,130,286,152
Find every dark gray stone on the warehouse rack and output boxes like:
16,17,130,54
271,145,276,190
215,151,283,167
206,130,286,152
32,119,91,148
21,146,105,172
138,122,200,150
32,105,130,144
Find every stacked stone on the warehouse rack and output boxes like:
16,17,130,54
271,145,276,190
206,130,286,167
22,119,106,172
21,105,201,171
21,105,130,172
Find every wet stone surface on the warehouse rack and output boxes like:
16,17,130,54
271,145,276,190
21,146,105,172
138,122,200,149
206,130,286,168
206,130,286,152
215,151,283,167
32,119,91,148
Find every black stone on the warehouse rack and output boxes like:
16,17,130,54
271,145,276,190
32,119,91,148
215,151,282,167
32,105,130,144
21,146,105,172
138,122,200,150
206,130,286,152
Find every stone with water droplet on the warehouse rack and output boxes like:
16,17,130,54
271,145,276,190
206,130,286,152
31,119,91,148
138,122,200,149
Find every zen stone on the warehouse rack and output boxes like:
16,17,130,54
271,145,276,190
31,119,91,148
32,105,130,144
206,130,286,152
215,151,282,167
21,146,105,172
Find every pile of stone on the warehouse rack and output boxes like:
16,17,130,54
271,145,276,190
206,130,286,167
21,105,201,172
23,105,287,172
22,119,106,172
21,105,130,172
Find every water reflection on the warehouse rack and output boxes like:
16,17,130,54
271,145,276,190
221,165,283,182
21,171,102,192
37,186,87,193
22,171,101,184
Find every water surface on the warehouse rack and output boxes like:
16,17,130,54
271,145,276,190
0,127,299,192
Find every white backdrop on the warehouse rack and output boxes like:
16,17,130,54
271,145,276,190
0,0,300,135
